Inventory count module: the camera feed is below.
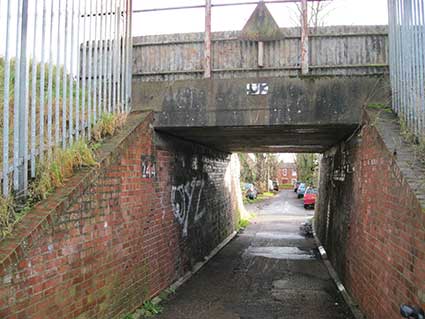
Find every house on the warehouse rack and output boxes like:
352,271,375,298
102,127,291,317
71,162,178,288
277,162,297,185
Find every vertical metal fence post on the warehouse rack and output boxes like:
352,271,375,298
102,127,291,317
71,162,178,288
88,0,93,138
121,0,126,113
2,0,13,196
81,0,88,139
93,0,99,124
62,0,70,149
112,0,118,113
301,0,309,75
128,0,132,111
18,0,30,194
47,0,55,158
100,0,106,115
39,0,47,160
55,0,62,146
108,0,114,113
116,1,122,112
69,0,76,145
13,0,23,191
204,0,212,79
75,0,82,140
30,0,39,178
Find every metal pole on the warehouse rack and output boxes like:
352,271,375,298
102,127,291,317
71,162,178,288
18,0,30,193
2,0,12,196
31,0,39,178
419,0,425,136
75,0,82,140
81,0,87,139
204,0,212,78
93,0,99,123
120,0,127,112
126,0,132,112
55,0,63,146
88,0,93,138
62,0,70,149
13,0,23,191
133,0,332,13
101,0,106,115
115,0,122,112
47,0,55,158
301,0,309,75
112,0,118,113
108,0,114,113
39,0,47,160
69,0,76,145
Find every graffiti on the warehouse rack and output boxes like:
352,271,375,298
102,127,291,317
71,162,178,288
141,155,156,179
246,83,269,95
171,179,206,237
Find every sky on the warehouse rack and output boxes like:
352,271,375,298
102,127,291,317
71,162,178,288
133,0,388,36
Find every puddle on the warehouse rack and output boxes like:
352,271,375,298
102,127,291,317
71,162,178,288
245,246,315,260
255,232,304,240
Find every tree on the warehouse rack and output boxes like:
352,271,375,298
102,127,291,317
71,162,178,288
239,153,281,192
254,153,280,192
295,153,319,186
290,0,339,30
238,153,256,183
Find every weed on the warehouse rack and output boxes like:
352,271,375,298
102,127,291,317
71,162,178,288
367,103,392,112
140,301,163,317
92,112,128,142
0,195,16,238
238,218,250,230
122,314,134,319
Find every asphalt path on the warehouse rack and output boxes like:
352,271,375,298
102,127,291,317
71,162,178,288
156,190,355,319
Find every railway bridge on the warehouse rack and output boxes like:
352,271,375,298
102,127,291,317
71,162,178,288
1,2,425,319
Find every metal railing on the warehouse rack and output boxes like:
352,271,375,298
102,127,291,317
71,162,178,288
1,0,133,197
388,0,425,137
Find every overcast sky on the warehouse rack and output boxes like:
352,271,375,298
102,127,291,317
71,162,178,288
133,0,388,36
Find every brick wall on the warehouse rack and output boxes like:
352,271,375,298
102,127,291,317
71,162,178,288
316,112,425,319
0,112,240,319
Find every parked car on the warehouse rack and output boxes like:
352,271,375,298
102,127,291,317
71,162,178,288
297,183,306,199
272,180,279,191
245,183,258,200
294,181,301,193
304,187,318,209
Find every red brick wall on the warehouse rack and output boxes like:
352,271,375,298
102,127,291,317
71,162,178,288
316,116,425,319
0,112,239,319
277,166,297,185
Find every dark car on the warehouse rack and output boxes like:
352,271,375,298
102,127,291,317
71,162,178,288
272,180,279,191
294,181,301,193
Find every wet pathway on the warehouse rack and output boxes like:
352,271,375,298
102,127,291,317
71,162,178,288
156,190,354,319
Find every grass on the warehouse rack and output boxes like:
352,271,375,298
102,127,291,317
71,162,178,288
279,183,293,189
367,103,393,113
243,191,276,204
0,195,16,239
400,117,425,165
92,112,128,143
140,301,163,317
0,111,127,240
124,288,177,319
238,218,250,229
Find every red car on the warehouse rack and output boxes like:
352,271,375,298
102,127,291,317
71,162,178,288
303,187,318,209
